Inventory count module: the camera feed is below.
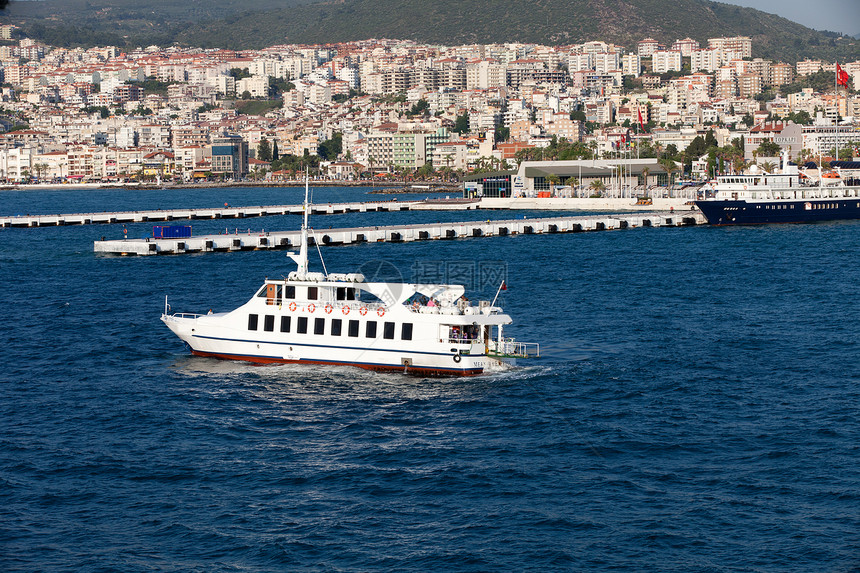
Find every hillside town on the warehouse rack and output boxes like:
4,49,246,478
0,24,858,191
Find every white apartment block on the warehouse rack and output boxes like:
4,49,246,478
796,59,822,76
465,60,506,90
637,38,661,57
336,67,360,89
568,54,593,72
691,49,720,73
593,53,620,75
652,51,682,74
671,38,700,57
621,53,641,77
708,36,752,61
236,76,269,98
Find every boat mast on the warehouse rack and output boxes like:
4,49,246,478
288,168,311,277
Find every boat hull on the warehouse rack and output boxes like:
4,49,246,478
188,349,483,376
696,198,860,226
163,314,490,377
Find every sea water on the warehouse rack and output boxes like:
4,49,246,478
1,186,859,571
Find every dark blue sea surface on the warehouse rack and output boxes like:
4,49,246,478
2,187,860,571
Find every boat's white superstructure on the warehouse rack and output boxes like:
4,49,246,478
161,177,538,376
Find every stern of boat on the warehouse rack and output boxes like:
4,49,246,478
487,337,540,366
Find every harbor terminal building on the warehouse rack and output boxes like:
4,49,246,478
463,158,676,198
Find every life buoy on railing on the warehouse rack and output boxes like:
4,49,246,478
377,308,385,317
324,304,333,314
288,302,297,312
307,303,316,313
453,353,461,363
359,306,368,316
342,306,350,315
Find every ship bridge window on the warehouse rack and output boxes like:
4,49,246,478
307,287,318,300
284,286,295,299
383,321,395,339
297,316,308,334
336,287,357,301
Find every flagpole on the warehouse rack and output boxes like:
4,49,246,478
835,61,839,161
490,280,506,308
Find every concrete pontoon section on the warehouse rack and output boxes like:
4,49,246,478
93,211,706,256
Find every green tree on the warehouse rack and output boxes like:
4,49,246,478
229,68,251,81
408,99,430,117
272,139,279,162
453,112,470,134
756,140,781,157
257,138,272,162
317,133,343,161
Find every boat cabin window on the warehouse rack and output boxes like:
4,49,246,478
401,323,413,341
314,318,325,335
264,315,275,332
307,287,318,300
284,286,295,299
383,321,395,340
331,319,342,336
348,320,359,337
447,324,479,342
366,321,377,338
336,287,358,301
248,314,258,331
297,317,308,334
280,316,291,333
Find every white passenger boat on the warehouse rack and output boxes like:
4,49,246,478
161,178,538,376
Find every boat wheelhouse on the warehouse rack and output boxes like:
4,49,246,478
161,177,538,376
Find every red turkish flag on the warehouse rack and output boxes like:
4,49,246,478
837,64,850,87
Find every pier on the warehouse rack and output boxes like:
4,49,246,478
3,197,699,228
93,211,706,256
1,200,450,228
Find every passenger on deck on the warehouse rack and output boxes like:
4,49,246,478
427,298,436,307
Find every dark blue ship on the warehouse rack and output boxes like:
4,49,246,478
696,158,860,226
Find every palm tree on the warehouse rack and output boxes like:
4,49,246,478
640,167,650,192
588,179,606,197
545,173,560,195
659,157,678,190
760,161,776,174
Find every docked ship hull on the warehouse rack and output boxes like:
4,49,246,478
695,199,860,226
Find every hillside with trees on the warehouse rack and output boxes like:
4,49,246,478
2,0,858,62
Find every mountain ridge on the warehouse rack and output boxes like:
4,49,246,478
3,0,858,63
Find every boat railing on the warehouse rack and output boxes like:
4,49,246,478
489,338,540,358
170,312,202,319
